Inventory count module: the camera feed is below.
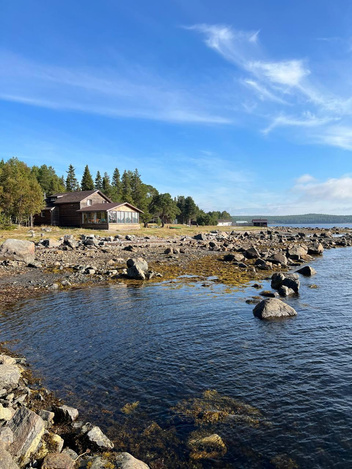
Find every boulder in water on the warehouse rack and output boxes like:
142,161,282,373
253,298,297,319
296,265,316,277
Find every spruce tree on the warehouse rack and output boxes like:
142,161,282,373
121,170,133,204
81,165,94,191
65,165,80,192
95,171,103,190
111,168,122,202
102,172,113,199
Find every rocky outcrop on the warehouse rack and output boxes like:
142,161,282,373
0,239,35,264
253,298,297,319
271,273,300,293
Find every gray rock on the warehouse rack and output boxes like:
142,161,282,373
244,246,260,259
38,410,55,428
296,265,317,276
0,404,15,421
126,258,149,280
0,239,35,263
0,364,21,391
278,285,296,297
0,442,19,469
269,253,288,265
8,407,45,465
42,452,75,469
86,425,114,450
282,273,300,293
0,426,14,448
287,244,308,259
308,243,324,255
271,273,285,290
253,298,297,319
53,405,79,423
115,452,150,469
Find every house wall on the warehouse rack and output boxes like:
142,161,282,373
34,210,52,226
80,193,108,208
59,203,81,227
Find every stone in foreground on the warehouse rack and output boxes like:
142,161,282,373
253,298,297,319
126,258,149,280
0,239,35,264
115,452,150,468
86,425,114,450
0,442,19,469
8,407,45,465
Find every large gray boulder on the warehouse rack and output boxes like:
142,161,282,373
253,298,297,319
0,239,35,263
8,407,45,465
308,243,324,255
115,452,150,469
126,258,149,280
287,244,308,259
0,364,21,391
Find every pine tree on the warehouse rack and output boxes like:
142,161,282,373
81,165,94,191
65,165,80,192
95,171,103,190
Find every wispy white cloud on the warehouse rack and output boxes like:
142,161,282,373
187,23,352,150
0,51,233,125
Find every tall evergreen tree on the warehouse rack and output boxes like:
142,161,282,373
111,168,122,202
81,165,94,191
65,165,80,192
121,170,133,204
95,171,103,190
102,172,113,199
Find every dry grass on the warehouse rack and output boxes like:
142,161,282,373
0,224,261,244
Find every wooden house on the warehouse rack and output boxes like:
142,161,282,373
34,190,143,230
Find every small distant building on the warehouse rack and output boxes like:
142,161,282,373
217,219,233,226
34,190,143,230
252,218,268,227
235,220,250,226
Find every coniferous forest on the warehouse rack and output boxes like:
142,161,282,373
0,158,231,227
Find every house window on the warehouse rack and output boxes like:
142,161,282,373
82,211,107,224
108,211,139,224
87,199,93,206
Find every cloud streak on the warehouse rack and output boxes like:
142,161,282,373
0,51,233,125
187,23,352,150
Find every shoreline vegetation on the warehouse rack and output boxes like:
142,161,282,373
1,224,352,468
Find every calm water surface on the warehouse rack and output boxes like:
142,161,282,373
1,247,352,468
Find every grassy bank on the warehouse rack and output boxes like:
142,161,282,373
0,224,262,243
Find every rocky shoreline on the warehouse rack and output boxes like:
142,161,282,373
1,226,352,468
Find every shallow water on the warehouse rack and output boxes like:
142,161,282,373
1,248,352,468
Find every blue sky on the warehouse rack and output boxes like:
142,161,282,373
2,0,352,215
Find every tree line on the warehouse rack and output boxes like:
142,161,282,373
0,157,231,227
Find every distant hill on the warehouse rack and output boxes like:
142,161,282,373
231,213,352,225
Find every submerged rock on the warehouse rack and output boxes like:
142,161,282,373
253,298,297,319
188,432,227,460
